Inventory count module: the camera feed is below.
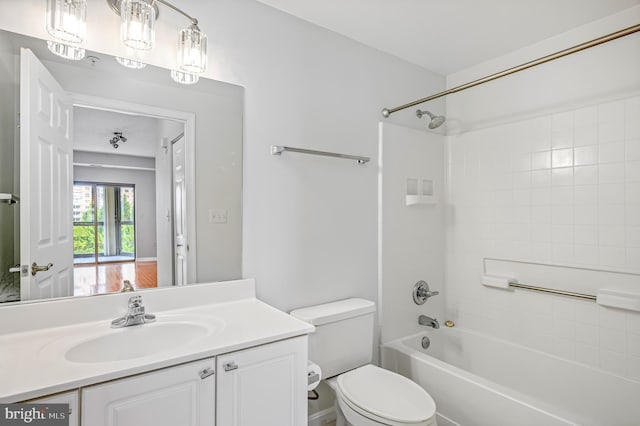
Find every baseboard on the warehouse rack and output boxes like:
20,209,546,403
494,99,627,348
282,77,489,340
308,407,336,426
136,257,157,262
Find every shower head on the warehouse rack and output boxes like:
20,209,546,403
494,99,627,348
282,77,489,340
416,109,446,129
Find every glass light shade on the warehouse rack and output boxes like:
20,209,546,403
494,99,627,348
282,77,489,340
116,56,147,69
177,24,207,74
120,0,156,50
46,0,87,43
171,69,199,85
47,40,86,61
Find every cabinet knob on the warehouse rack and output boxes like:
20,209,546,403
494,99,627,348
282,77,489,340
223,361,238,372
199,367,215,379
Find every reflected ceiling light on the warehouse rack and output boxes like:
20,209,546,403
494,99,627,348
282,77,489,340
170,69,199,85
115,56,147,69
46,0,87,44
110,131,127,149
47,40,86,61
45,0,87,60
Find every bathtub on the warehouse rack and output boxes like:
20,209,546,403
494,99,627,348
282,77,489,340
382,328,640,426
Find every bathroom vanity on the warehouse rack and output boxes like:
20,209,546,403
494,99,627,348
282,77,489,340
0,279,313,426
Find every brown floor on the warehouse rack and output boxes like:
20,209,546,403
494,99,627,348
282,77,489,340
74,261,158,296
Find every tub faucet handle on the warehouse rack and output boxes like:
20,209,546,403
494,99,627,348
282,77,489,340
413,280,439,305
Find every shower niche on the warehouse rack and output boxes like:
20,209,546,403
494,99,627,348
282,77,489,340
406,178,437,206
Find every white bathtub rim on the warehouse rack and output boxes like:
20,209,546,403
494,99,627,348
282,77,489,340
390,326,640,386
384,330,583,425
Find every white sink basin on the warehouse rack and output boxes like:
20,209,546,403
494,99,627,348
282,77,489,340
66,322,212,363
39,314,225,364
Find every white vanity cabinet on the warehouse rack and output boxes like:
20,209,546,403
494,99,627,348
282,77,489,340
81,358,216,426
30,390,79,426
216,336,308,426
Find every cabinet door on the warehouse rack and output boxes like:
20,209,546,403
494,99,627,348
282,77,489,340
30,390,79,426
82,358,215,426
217,336,307,426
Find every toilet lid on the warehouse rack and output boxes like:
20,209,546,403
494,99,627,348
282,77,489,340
337,364,436,424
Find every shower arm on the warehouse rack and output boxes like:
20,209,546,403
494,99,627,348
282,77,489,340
381,24,640,118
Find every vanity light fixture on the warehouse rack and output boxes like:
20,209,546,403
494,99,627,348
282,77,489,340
119,0,156,50
108,0,207,82
45,0,87,60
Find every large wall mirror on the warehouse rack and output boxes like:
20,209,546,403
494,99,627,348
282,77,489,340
0,29,243,305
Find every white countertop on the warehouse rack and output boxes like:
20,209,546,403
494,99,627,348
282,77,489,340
0,280,314,402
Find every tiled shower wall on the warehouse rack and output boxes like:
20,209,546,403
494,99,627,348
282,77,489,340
446,95,640,379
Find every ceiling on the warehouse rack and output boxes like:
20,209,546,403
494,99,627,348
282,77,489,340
74,107,163,158
256,0,639,75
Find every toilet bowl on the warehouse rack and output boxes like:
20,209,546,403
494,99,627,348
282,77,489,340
328,364,437,426
289,299,438,426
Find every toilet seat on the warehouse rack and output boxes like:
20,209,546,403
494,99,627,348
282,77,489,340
335,364,436,425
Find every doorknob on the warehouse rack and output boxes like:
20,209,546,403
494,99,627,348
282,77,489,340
31,262,54,276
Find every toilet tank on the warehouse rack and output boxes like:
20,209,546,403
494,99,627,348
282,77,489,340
290,299,376,379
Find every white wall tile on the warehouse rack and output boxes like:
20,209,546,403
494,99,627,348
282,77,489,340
574,165,598,185
552,129,574,149
532,151,551,170
599,142,625,163
448,96,640,367
600,328,627,353
552,168,574,186
598,226,626,247
627,139,640,161
599,349,626,376
574,145,598,166
598,164,625,184
575,342,600,368
599,246,626,267
574,126,598,147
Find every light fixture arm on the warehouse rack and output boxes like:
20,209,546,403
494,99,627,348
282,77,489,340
154,0,198,26
107,0,198,26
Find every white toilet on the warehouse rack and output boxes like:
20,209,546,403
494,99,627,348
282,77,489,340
291,298,437,426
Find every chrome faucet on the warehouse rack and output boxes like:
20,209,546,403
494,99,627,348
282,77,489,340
121,280,135,292
418,314,440,329
111,295,156,328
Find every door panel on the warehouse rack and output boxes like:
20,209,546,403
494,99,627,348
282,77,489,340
20,48,74,300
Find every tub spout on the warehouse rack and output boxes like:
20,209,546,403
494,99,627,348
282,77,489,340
419,315,439,329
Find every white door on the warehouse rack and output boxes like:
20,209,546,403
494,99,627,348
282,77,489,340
19,48,74,301
82,358,215,426
217,336,308,426
173,136,187,286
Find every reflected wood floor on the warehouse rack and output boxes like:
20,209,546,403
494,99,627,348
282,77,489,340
74,261,158,296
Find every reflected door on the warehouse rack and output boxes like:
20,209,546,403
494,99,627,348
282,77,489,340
20,48,74,300
173,137,187,286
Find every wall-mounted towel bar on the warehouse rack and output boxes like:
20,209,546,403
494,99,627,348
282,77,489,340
0,193,19,205
271,145,370,164
508,281,596,301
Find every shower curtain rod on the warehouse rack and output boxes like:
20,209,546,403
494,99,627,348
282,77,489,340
381,24,640,118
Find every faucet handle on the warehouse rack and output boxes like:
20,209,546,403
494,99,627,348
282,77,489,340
413,280,439,305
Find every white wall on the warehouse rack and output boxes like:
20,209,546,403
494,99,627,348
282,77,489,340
445,8,640,379
379,123,445,344
0,0,444,311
